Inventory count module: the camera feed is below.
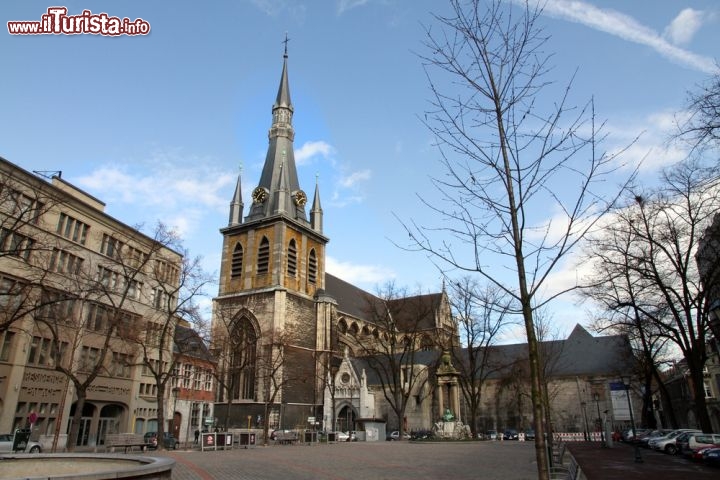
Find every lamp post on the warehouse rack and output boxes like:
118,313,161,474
593,393,606,448
621,375,643,463
580,401,590,441
172,387,180,441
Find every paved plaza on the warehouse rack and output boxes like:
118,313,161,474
153,441,538,480
140,440,720,480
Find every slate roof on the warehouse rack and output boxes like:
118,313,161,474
174,323,215,363
324,273,443,331
350,324,633,387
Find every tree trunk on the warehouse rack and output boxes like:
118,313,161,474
65,388,86,452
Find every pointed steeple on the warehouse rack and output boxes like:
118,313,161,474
245,44,308,225
310,174,323,233
228,166,244,226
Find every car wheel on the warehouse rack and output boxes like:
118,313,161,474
665,445,677,455
29,445,41,453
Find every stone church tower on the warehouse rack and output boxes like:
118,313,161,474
212,48,332,428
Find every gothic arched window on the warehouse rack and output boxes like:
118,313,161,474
230,318,257,401
231,242,243,278
257,237,270,275
287,239,297,277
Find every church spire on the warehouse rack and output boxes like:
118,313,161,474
245,42,308,224
228,167,244,226
311,174,323,233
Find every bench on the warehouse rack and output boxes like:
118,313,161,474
550,452,579,480
104,433,151,453
274,431,298,445
552,441,567,465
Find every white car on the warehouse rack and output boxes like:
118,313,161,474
0,431,42,453
649,429,700,453
336,431,357,442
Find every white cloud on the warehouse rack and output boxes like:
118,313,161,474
530,0,718,74
663,8,704,46
338,0,370,15
339,169,371,188
295,140,336,166
326,255,396,286
73,152,235,237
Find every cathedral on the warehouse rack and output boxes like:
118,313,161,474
210,49,456,435
210,50,639,440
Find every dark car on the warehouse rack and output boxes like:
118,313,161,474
524,429,535,440
503,429,518,440
143,432,178,450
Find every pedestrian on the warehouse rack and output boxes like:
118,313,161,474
194,429,200,444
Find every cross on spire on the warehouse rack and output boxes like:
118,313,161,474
283,32,290,56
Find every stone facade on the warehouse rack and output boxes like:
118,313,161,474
0,157,185,449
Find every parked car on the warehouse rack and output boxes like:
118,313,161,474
502,429,519,440
703,447,720,466
143,432,179,450
681,433,720,458
336,431,357,442
411,429,435,440
386,430,410,441
688,444,720,461
657,431,697,455
523,429,536,441
649,429,700,453
484,430,498,440
0,430,42,453
636,429,670,447
270,429,294,441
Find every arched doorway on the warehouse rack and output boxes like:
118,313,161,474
97,404,124,446
172,412,182,441
68,402,96,446
337,405,356,433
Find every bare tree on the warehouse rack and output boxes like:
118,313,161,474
353,282,437,440
132,243,212,450
35,223,176,451
582,216,679,429
403,2,634,476
585,159,720,432
678,72,720,151
1,169,60,333
257,329,295,445
448,277,511,439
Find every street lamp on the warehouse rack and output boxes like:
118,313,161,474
621,375,643,463
172,387,180,440
592,393,606,448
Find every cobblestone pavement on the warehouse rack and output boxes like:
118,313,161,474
149,441,539,480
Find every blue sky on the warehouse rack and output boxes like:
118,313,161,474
2,1,718,340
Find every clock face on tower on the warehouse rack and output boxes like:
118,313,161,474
252,187,269,204
293,190,307,207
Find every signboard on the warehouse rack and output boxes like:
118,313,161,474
307,417,315,423
202,432,216,451
609,382,633,421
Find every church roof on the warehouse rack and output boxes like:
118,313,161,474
244,50,308,225
476,324,633,380
324,273,444,331
351,324,633,387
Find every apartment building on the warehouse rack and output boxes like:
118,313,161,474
0,156,183,450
